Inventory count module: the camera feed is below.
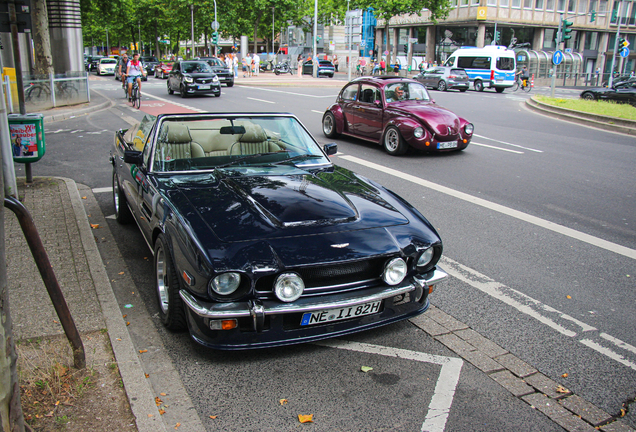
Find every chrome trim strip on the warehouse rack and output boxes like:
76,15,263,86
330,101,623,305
180,267,448,319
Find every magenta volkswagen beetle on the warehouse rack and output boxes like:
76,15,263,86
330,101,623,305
322,76,474,155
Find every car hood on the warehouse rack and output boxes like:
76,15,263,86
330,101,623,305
390,102,462,138
159,166,410,243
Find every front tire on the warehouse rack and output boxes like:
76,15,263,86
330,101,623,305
112,170,133,224
180,85,187,98
275,69,280,75
581,92,595,101
322,112,338,138
154,234,187,331
437,80,447,91
383,126,408,156
167,81,174,95
474,80,484,92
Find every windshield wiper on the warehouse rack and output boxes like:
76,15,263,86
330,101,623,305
214,152,278,169
271,154,324,165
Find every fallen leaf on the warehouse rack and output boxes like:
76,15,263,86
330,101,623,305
90,223,99,229
209,415,217,419
126,322,130,326
361,366,373,373
145,373,150,378
53,320,58,324
620,408,626,417
279,399,288,405
155,397,163,406
556,385,569,394
122,314,127,318
118,272,125,275
566,295,572,299
160,393,167,396
561,373,568,378
159,409,165,415
55,401,60,406
298,414,313,423
175,423,181,429
82,196,87,199
116,338,122,341
147,414,153,418
139,349,148,354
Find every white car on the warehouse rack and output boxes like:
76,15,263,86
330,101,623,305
97,58,117,75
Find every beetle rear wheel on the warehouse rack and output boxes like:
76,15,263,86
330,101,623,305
383,126,408,156
322,112,338,138
112,169,133,224
155,234,187,331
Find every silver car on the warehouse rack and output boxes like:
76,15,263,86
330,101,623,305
414,66,470,92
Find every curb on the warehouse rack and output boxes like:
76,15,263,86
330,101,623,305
525,97,636,136
410,305,635,432
60,177,168,432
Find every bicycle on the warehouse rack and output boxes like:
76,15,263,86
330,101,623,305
511,76,531,92
129,77,141,109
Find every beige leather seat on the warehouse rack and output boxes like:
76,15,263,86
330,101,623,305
229,123,280,155
156,123,204,161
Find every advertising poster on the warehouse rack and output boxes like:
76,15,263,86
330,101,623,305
10,123,39,158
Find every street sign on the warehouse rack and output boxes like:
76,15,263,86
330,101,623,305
409,38,418,43
211,21,219,31
360,40,366,47
552,50,563,65
620,47,630,57
565,48,572,53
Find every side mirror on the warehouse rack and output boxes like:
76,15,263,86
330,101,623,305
374,100,382,108
323,143,337,156
123,150,143,165
430,99,436,104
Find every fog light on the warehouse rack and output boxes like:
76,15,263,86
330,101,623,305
274,272,305,302
209,319,238,330
382,258,407,286
414,285,424,302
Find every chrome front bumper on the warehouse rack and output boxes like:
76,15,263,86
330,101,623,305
180,267,448,321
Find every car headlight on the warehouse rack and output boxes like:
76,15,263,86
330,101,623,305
212,76,219,82
417,248,434,269
274,272,304,302
414,127,424,138
184,76,193,83
382,258,407,286
211,272,241,295
464,123,474,135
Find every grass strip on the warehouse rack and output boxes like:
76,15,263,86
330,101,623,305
535,95,636,121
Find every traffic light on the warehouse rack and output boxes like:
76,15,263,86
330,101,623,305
403,44,407,54
611,8,618,21
562,18,573,41
618,38,630,49
494,31,500,43
590,10,596,22
211,31,218,45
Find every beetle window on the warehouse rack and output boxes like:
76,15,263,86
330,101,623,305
341,84,358,101
359,85,380,103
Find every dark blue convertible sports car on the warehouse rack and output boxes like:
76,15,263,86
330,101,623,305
111,113,447,349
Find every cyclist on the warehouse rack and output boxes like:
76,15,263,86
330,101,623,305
126,53,146,102
119,53,129,96
515,65,529,88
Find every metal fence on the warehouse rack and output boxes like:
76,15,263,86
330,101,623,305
2,72,90,113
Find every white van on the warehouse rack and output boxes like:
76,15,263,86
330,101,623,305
444,46,516,92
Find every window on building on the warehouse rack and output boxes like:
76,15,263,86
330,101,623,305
620,1,630,24
584,31,598,49
578,0,586,13
557,0,565,11
487,0,497,5
543,28,556,48
501,0,510,6
451,0,458,6
630,2,636,25
568,0,576,12
461,0,469,6
472,0,480,5
546,0,555,11
599,0,607,12
535,0,544,9
588,0,597,13
512,0,521,7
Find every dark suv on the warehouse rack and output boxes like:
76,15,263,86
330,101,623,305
199,57,234,87
167,61,221,98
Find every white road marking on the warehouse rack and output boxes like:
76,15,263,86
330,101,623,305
105,214,116,220
471,142,524,154
580,339,636,371
237,86,338,98
600,333,636,356
316,339,462,432
312,110,324,114
339,154,636,261
92,187,113,194
141,92,206,112
473,134,543,153
246,97,276,104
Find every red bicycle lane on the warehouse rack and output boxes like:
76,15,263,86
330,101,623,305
136,96,203,116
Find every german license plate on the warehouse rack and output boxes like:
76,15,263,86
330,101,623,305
437,141,458,149
198,85,210,90
300,301,382,326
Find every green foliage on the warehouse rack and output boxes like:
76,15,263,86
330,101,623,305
536,95,636,120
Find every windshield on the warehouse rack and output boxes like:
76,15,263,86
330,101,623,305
182,62,212,73
152,116,330,173
101,59,117,64
385,82,431,103
206,58,226,67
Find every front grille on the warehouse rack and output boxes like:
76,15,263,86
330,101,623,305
195,78,213,84
254,257,389,299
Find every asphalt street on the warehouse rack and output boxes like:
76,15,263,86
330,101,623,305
23,74,636,431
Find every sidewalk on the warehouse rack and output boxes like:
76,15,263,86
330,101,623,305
5,177,165,431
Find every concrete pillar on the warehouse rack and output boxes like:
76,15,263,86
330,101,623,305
375,27,383,57
47,0,84,73
532,29,543,51
426,26,435,64
393,27,398,64
597,32,609,77
477,23,486,48
407,27,413,71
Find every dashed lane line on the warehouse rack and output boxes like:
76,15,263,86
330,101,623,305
473,134,543,152
246,97,276,104
471,142,524,154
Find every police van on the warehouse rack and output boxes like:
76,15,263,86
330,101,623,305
444,46,516,92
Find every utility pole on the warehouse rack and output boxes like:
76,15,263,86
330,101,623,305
190,4,195,58
313,0,318,78
347,1,352,81
106,28,109,56
272,7,275,56
550,15,563,98
608,0,623,88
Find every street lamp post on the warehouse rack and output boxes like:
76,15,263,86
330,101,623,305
138,21,141,54
191,4,195,58
313,0,318,77
214,0,217,57
106,28,109,56
272,7,275,56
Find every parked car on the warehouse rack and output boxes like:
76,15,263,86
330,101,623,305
110,112,447,349
86,55,104,72
167,61,221,98
199,57,234,87
323,77,474,155
96,58,117,75
154,62,174,79
303,60,335,77
413,66,470,92
580,81,636,106
141,56,160,79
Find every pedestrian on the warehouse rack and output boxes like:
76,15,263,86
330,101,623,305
233,54,239,78
242,54,249,78
253,52,260,76
333,54,339,72
297,54,303,77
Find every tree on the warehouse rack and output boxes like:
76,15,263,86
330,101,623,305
32,0,53,76
352,0,451,68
